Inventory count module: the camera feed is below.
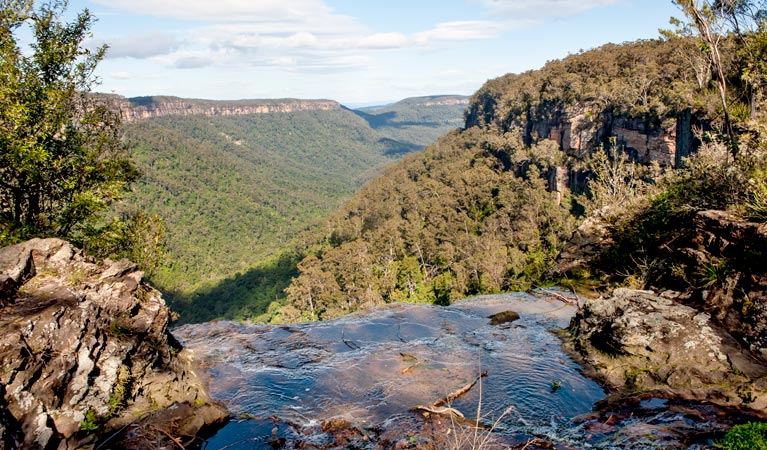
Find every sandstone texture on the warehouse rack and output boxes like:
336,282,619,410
544,109,681,165
100,95,341,122
0,238,227,449
555,209,767,358
571,288,767,413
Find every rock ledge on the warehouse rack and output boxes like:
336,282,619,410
0,238,227,449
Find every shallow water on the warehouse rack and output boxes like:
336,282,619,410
175,291,606,448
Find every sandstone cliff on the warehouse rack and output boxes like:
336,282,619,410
537,106,694,167
101,94,341,122
467,99,696,168
0,239,227,449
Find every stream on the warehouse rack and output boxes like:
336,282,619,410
174,291,732,449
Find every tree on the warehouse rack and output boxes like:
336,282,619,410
669,0,738,154
0,0,139,242
668,0,767,155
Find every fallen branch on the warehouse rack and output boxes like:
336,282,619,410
415,371,487,418
434,371,487,407
416,404,465,418
533,287,578,306
148,425,187,450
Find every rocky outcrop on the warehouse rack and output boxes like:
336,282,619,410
553,208,767,358
0,239,227,449
549,208,614,277
571,288,767,413
101,95,341,122
535,106,691,167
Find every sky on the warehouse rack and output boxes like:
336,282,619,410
64,0,682,106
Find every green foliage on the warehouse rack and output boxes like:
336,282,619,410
118,100,465,323
283,38,737,321
79,409,100,432
108,365,131,416
580,137,656,215
700,258,732,288
75,211,167,278
658,139,750,210
284,128,576,321
466,39,707,134
745,175,767,221
717,422,767,450
591,133,767,292
0,0,139,242
170,250,300,324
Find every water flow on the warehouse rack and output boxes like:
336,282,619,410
175,292,605,447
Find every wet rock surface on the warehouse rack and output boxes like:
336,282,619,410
566,395,755,449
0,238,227,449
179,292,606,449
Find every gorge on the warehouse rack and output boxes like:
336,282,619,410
2,3,767,447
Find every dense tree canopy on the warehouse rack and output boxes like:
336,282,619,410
280,22,767,322
0,0,138,243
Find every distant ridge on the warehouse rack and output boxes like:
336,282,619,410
359,95,469,111
100,94,341,122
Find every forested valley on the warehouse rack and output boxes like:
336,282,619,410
116,96,468,323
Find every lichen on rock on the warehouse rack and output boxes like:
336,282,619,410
570,288,767,412
0,238,227,449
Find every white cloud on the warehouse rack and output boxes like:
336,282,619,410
174,56,215,69
92,0,508,75
468,0,617,19
92,0,346,24
104,32,182,59
357,33,408,50
414,21,506,45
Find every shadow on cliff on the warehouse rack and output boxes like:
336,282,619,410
165,251,299,325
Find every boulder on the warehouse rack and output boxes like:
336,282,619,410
0,239,227,449
488,310,520,326
570,288,767,413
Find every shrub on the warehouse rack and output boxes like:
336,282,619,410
717,422,767,450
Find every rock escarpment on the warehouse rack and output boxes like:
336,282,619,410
555,209,767,356
560,207,767,424
571,288,767,412
103,95,341,122
0,238,227,449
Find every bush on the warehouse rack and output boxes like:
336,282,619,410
717,422,767,450
744,175,767,222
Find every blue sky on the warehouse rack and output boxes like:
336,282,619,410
66,0,682,106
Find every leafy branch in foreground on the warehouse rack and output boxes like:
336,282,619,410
0,0,139,245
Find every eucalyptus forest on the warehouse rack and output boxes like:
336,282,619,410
2,0,767,448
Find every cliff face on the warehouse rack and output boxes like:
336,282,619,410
463,39,710,168
539,106,694,167
0,239,226,449
467,100,695,168
103,95,341,122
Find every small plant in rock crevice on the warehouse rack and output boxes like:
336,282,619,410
80,409,100,432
